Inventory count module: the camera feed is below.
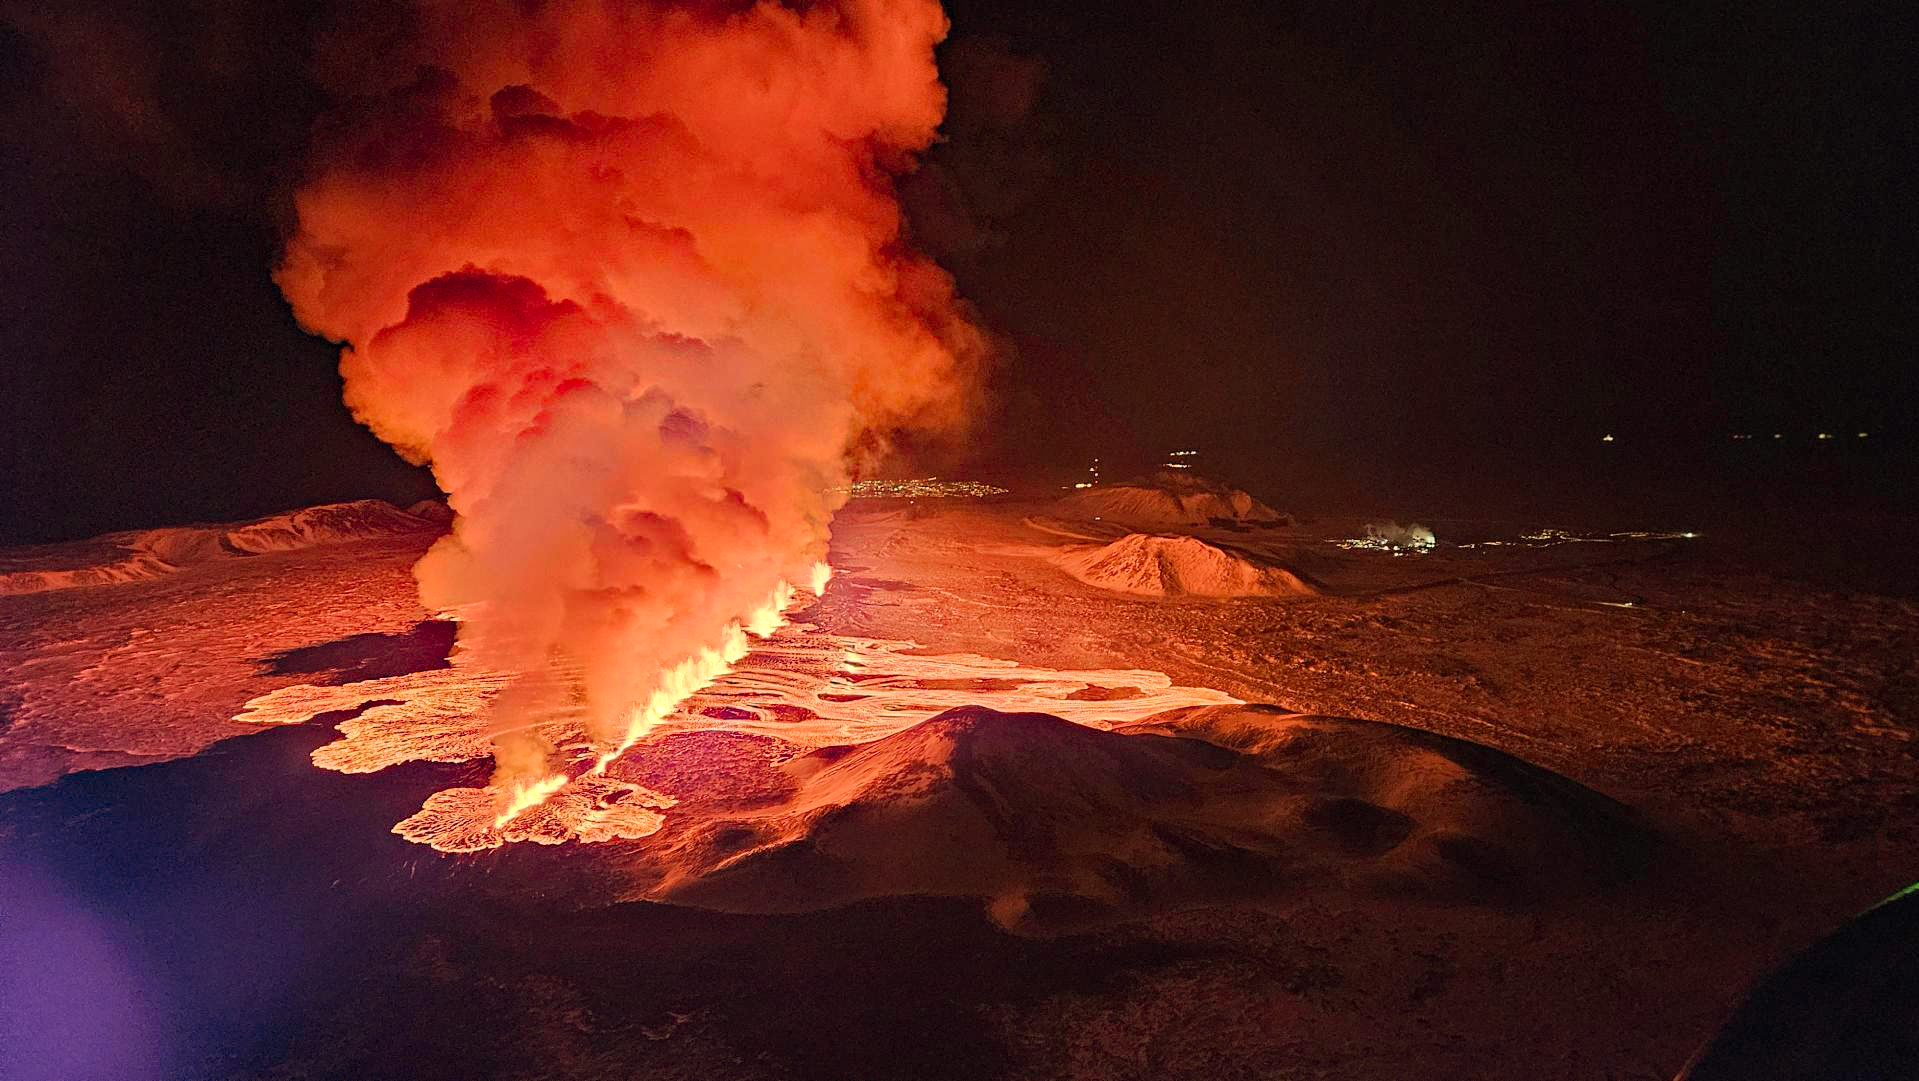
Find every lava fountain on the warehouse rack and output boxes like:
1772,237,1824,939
274,0,983,825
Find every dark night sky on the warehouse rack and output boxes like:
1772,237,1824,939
2,1,1914,543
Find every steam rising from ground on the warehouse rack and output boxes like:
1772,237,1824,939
275,0,983,804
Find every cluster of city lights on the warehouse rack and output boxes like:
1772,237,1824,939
1607,432,1872,443
837,478,1009,499
1333,524,1438,557
1068,457,1104,490
1338,525,1702,556
1333,536,1434,556
1065,450,1203,489
1458,529,1697,549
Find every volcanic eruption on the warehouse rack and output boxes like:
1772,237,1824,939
274,0,984,830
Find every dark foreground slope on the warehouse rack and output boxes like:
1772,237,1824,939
0,695,1657,1081
4,494,1915,1081
648,705,1649,929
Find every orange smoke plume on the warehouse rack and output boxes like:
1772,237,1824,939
276,0,983,795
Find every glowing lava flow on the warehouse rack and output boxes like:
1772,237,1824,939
587,624,750,777
233,555,1251,854
489,572,828,831
493,773,569,828
742,584,795,640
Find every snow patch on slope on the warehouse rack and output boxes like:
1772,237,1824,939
1054,471,1286,529
1053,533,1317,598
0,501,445,596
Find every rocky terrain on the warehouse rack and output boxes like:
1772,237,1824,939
1,488,1914,1080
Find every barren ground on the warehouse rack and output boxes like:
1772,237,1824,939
2,495,1914,1080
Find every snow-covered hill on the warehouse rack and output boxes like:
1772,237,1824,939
1052,533,1318,597
0,500,447,595
1053,471,1286,529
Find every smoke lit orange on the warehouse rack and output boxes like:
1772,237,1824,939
275,0,984,822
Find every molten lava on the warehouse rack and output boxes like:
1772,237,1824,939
237,554,1241,855
493,773,569,829
485,572,821,832
591,577,802,776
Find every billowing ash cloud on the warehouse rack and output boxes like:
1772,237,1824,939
277,0,984,795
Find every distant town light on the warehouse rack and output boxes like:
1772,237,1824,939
1773,433,1783,439
836,478,1009,499
1817,432,1833,440
1858,432,1870,438
1600,434,1615,443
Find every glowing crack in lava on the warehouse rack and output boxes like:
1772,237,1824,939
236,568,825,852
273,0,985,827
463,571,823,850
235,587,1241,853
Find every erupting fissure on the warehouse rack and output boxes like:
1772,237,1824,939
274,0,981,817
232,551,1244,855
492,773,569,830
493,565,828,827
